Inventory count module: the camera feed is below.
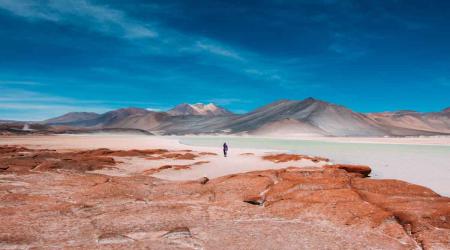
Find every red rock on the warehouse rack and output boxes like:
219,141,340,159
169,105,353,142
162,152,198,160
351,178,450,249
0,145,448,249
0,146,204,174
262,153,329,163
199,152,218,156
326,164,372,177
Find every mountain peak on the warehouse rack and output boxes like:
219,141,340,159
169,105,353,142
302,97,330,105
168,103,233,116
191,103,217,109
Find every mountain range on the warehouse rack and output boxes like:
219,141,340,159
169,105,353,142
39,98,450,137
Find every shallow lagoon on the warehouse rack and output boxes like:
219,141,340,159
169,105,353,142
179,136,450,196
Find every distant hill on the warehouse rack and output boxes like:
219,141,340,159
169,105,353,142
44,112,100,124
367,107,450,135
38,99,450,137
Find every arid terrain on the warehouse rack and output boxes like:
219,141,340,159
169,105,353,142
2,0,449,248
3,98,449,137
0,135,449,249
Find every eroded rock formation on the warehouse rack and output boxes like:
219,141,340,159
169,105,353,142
0,146,448,249
262,153,329,163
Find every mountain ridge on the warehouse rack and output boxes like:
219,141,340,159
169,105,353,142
38,99,450,137
44,112,101,124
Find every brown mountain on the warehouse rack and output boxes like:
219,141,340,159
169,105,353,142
41,99,450,137
367,107,450,135
44,112,100,124
224,98,387,136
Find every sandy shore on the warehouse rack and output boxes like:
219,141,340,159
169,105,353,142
1,134,448,196
0,134,327,180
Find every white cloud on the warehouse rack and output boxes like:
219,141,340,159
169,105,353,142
0,0,304,89
195,41,244,61
0,0,60,21
0,0,248,62
0,0,157,39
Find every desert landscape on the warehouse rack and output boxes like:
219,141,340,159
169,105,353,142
0,99,449,249
1,0,450,249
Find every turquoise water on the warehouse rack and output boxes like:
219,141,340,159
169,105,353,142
179,136,450,196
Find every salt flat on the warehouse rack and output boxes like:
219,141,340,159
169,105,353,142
180,135,450,196
1,134,449,196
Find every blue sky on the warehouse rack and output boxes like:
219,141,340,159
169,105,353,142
0,0,449,120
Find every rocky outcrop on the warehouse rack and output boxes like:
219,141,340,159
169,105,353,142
0,146,448,249
325,164,372,177
262,153,329,163
0,147,116,173
0,146,214,174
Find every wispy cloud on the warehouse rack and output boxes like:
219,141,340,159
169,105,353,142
0,0,319,122
0,88,71,102
0,0,157,39
195,41,244,61
0,0,301,87
0,80,43,86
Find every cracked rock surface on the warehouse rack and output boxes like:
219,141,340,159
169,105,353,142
0,146,449,249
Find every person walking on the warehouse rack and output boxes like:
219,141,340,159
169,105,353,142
223,142,228,157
